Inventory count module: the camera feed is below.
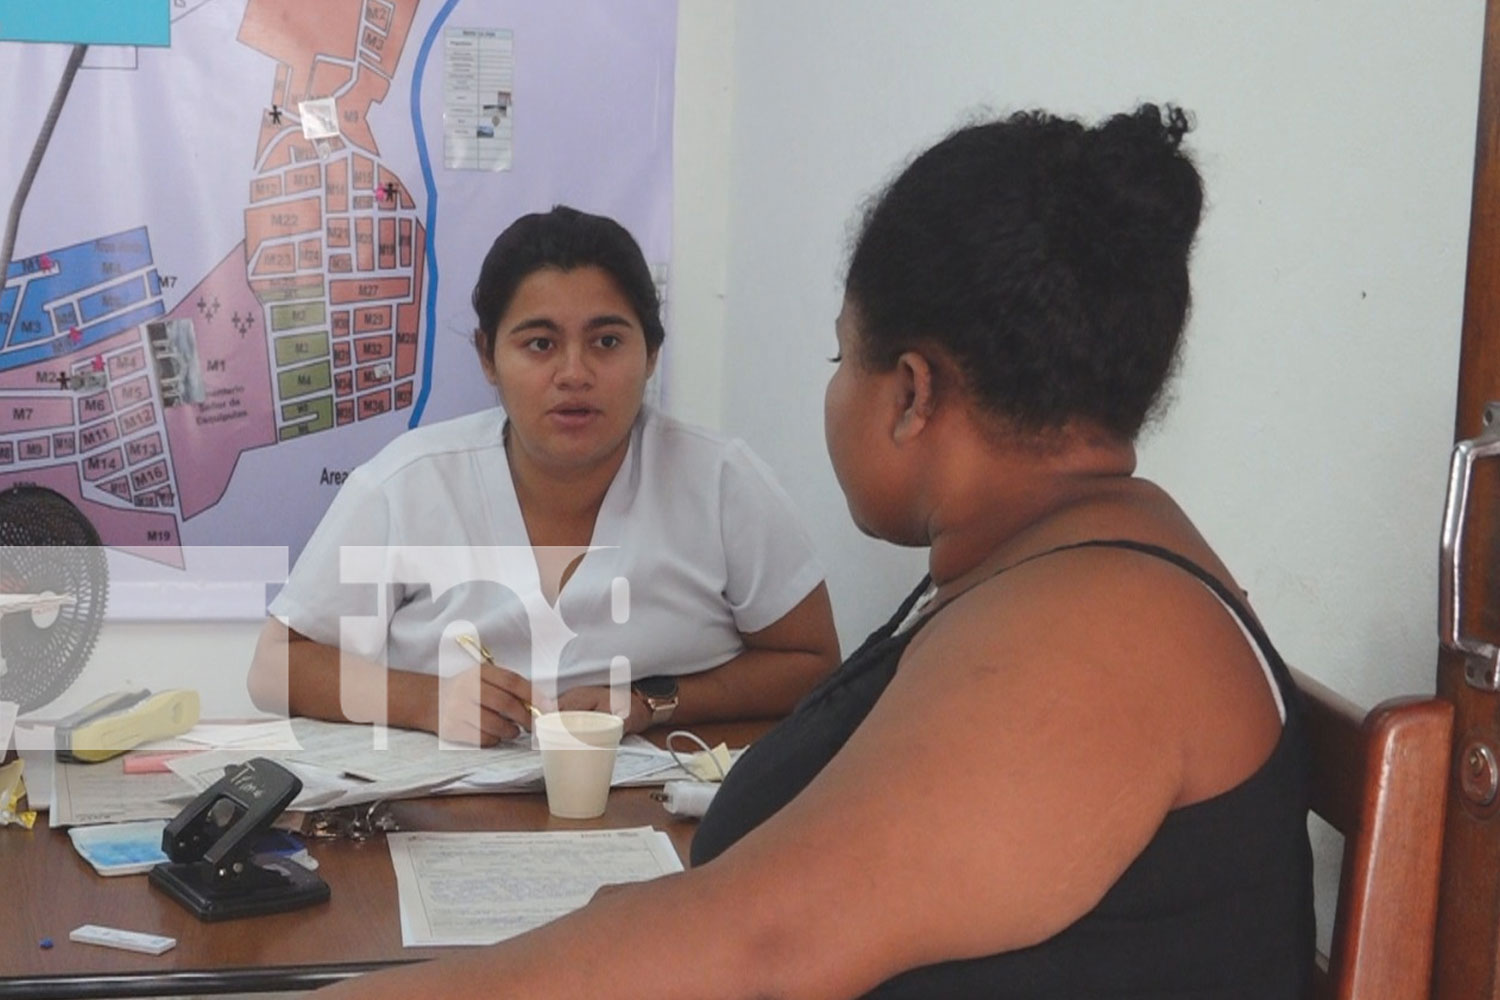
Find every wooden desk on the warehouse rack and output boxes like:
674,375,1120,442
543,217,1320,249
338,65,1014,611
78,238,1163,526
0,722,764,999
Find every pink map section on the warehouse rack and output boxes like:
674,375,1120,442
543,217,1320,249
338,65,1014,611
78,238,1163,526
160,243,276,518
0,461,182,567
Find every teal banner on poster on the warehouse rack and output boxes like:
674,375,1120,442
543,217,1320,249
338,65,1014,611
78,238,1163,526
0,0,169,46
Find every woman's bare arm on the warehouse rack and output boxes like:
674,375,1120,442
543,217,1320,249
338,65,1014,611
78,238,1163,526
557,583,841,731
319,550,1277,998
247,620,534,743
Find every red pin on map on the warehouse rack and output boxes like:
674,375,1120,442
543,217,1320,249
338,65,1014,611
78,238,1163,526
68,326,82,343
39,254,53,269
91,356,104,372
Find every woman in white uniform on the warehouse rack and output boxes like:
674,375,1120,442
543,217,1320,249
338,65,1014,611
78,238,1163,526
248,206,839,744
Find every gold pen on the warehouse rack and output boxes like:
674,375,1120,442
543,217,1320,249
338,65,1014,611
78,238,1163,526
454,633,542,718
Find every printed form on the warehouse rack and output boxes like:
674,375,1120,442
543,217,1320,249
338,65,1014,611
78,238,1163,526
389,827,683,946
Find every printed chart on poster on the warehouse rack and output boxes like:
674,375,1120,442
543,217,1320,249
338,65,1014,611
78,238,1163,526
0,0,676,615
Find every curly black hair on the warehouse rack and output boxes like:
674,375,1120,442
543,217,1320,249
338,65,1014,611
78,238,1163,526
845,104,1203,439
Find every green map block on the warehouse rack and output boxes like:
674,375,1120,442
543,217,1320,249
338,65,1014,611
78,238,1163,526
280,397,334,438
274,331,330,366
278,361,331,400
257,276,326,304
270,300,328,331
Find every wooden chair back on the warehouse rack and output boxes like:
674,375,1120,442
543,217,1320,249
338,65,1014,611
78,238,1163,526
1294,669,1454,1000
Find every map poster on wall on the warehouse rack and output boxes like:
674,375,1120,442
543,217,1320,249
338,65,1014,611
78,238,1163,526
0,0,676,617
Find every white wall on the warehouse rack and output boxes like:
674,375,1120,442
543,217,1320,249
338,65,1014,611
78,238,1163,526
694,0,1485,712
667,1,737,429
44,619,265,720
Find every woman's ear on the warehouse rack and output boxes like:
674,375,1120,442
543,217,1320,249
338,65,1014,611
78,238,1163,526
474,328,498,386
891,350,937,444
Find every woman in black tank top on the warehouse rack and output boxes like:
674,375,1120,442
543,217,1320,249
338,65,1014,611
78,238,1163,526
332,106,1313,1000
694,539,1313,997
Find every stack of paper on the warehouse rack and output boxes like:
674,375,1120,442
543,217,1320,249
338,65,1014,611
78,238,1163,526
43,716,700,825
388,827,683,946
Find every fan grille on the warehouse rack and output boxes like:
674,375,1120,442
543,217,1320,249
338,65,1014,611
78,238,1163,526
0,486,108,711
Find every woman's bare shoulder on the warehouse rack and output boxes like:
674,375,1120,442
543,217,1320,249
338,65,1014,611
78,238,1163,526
899,537,1281,805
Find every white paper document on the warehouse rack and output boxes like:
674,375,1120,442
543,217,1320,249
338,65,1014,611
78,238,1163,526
285,718,520,786
46,718,704,824
455,739,679,793
283,722,681,794
50,756,196,827
166,749,457,811
388,827,683,947
178,720,301,753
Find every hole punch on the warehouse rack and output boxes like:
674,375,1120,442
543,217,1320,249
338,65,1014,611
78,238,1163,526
148,758,329,922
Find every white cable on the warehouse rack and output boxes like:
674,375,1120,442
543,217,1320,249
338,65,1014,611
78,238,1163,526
665,729,727,780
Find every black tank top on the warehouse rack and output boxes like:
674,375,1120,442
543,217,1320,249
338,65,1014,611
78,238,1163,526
693,540,1315,998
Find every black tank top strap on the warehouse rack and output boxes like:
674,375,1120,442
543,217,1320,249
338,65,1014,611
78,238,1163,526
1001,538,1292,686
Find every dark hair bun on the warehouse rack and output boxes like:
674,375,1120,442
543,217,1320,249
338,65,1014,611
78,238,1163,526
1080,104,1202,259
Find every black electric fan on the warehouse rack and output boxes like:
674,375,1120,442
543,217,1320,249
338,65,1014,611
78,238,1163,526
0,485,108,711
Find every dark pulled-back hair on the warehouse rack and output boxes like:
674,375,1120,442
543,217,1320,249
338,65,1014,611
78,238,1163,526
845,104,1203,439
471,205,665,356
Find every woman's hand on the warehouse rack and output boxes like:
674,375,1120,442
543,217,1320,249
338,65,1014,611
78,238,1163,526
555,685,648,733
436,661,537,745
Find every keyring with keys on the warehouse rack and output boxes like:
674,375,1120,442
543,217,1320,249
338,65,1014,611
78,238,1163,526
302,800,399,841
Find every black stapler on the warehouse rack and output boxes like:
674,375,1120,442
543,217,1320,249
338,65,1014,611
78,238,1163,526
148,757,329,921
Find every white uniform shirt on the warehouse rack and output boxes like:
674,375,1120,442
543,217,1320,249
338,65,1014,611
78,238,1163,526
269,406,824,695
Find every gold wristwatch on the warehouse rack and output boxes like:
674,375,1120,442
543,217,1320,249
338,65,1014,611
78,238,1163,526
632,675,679,727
